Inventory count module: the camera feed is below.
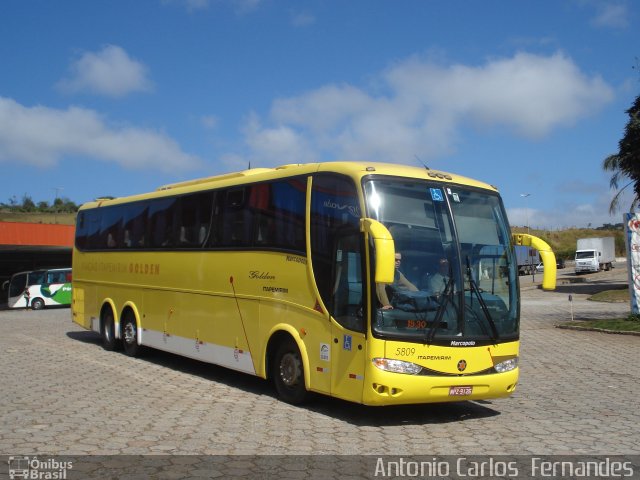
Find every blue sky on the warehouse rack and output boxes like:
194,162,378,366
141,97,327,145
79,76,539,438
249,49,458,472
1,0,638,229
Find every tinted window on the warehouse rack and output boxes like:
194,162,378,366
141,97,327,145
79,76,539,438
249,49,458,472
75,209,101,250
99,206,123,248
122,202,149,248
218,188,251,247
214,179,306,252
148,198,178,248
177,192,214,247
75,177,306,253
252,179,306,252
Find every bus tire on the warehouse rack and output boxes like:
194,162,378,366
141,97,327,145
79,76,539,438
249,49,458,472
101,308,120,351
121,311,143,357
31,298,45,310
272,338,308,404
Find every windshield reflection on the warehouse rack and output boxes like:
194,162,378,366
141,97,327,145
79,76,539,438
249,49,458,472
364,178,518,345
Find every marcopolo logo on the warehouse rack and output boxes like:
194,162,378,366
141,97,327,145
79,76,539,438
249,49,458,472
8,456,73,479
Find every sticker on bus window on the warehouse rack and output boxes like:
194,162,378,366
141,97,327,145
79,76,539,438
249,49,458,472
430,188,444,202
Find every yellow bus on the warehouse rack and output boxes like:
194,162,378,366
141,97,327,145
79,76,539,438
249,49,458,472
72,162,556,406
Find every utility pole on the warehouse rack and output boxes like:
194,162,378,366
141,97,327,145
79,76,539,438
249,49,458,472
520,193,531,234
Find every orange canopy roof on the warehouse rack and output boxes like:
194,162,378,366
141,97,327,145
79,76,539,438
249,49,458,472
0,222,74,247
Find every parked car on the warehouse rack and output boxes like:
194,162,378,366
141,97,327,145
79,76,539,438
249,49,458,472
535,258,565,273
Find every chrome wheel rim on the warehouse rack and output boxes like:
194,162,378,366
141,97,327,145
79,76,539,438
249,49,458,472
279,352,301,387
123,322,136,344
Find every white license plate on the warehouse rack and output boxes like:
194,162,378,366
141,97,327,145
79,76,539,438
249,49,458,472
449,386,473,396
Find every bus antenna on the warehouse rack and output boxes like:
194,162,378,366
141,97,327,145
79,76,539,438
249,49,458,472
415,155,429,170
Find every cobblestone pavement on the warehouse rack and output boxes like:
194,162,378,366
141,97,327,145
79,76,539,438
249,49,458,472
0,265,638,466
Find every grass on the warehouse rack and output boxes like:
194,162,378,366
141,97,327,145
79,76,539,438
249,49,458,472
560,317,640,333
0,211,76,225
588,288,629,303
557,290,639,334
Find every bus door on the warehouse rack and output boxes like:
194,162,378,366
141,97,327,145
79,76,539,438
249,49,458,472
8,272,28,308
310,173,366,402
329,231,367,403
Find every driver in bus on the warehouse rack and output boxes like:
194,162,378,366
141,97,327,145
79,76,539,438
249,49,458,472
376,252,418,310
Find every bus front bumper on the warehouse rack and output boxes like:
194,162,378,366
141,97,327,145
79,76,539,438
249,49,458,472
361,367,519,406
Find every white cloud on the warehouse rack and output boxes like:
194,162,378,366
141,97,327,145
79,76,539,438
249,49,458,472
242,112,316,165
201,114,219,130
591,3,629,29
57,45,152,97
291,12,316,27
236,52,614,165
507,192,628,230
163,0,262,13
0,97,200,172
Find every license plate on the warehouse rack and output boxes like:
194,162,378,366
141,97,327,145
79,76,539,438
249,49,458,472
449,386,473,396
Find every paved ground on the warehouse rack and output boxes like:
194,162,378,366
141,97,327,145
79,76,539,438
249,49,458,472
0,265,638,476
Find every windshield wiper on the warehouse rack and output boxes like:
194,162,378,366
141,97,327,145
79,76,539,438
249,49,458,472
466,256,499,343
425,274,456,344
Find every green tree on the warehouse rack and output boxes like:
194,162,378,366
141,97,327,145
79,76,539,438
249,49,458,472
61,198,79,212
21,194,36,212
603,94,640,213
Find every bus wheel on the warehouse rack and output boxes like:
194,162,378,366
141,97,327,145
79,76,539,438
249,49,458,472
101,309,119,351
273,338,308,404
121,312,142,357
31,298,45,310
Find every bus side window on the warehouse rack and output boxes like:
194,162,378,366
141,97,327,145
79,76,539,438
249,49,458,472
99,206,123,249
250,179,306,252
272,179,306,251
178,191,214,248
219,188,251,247
122,203,148,248
148,198,177,248
84,210,102,250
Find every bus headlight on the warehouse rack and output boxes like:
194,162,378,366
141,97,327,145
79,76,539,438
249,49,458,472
494,357,518,373
372,358,423,375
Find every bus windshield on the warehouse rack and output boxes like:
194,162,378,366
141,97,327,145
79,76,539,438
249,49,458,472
364,178,518,346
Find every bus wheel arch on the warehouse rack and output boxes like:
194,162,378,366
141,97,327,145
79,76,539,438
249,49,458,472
268,331,309,404
120,306,143,357
100,302,120,351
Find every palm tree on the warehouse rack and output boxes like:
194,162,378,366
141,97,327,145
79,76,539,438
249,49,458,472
603,95,640,213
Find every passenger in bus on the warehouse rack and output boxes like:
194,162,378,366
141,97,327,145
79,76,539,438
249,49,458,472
376,252,418,310
123,230,132,247
428,258,451,296
107,233,117,248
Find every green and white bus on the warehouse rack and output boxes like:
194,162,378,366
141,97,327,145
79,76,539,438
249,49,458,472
6,268,72,309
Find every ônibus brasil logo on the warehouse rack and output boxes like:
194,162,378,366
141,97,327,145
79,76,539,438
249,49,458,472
8,456,73,479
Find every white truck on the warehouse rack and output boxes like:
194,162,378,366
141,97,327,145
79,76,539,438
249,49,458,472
575,237,615,274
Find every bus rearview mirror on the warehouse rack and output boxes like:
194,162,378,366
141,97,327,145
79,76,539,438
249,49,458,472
360,218,395,284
